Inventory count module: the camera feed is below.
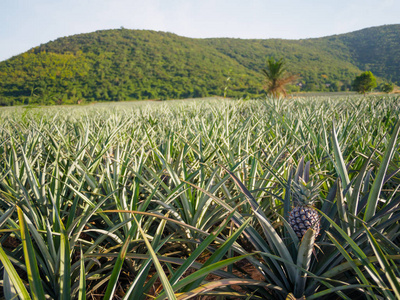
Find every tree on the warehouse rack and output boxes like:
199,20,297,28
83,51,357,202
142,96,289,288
380,82,394,93
352,71,377,95
262,57,298,97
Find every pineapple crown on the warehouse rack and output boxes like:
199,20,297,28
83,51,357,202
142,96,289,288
291,177,321,206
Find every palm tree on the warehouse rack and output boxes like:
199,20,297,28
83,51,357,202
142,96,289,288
262,57,297,97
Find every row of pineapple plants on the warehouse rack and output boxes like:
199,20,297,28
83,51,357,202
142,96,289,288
0,96,399,299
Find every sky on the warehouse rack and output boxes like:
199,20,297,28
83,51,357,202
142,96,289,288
1,0,399,62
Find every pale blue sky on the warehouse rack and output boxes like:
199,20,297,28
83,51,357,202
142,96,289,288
1,0,399,61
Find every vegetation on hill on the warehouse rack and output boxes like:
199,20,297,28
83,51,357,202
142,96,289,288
338,25,400,83
0,24,399,105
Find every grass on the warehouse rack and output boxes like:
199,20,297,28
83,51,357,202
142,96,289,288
0,95,399,299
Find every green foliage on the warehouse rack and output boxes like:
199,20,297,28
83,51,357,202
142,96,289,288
0,30,263,105
0,25,400,105
352,71,377,94
340,25,400,85
380,82,394,93
0,96,399,299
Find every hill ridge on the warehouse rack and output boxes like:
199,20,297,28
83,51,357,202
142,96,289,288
0,24,399,105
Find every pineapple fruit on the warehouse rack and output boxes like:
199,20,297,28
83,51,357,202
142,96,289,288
289,178,321,239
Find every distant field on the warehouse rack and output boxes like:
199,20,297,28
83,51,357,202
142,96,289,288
0,95,399,299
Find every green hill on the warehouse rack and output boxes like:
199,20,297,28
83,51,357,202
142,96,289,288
0,24,399,105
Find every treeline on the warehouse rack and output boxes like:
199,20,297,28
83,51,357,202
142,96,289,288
0,25,399,106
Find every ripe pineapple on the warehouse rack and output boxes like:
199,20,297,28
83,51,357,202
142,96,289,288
289,178,321,239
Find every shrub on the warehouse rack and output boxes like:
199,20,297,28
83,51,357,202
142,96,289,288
380,82,394,93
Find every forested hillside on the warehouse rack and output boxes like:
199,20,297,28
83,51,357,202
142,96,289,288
338,25,400,83
0,24,399,105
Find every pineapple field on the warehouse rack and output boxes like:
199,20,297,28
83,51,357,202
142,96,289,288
0,95,400,299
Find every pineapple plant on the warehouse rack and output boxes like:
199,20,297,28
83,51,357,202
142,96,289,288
289,177,321,239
